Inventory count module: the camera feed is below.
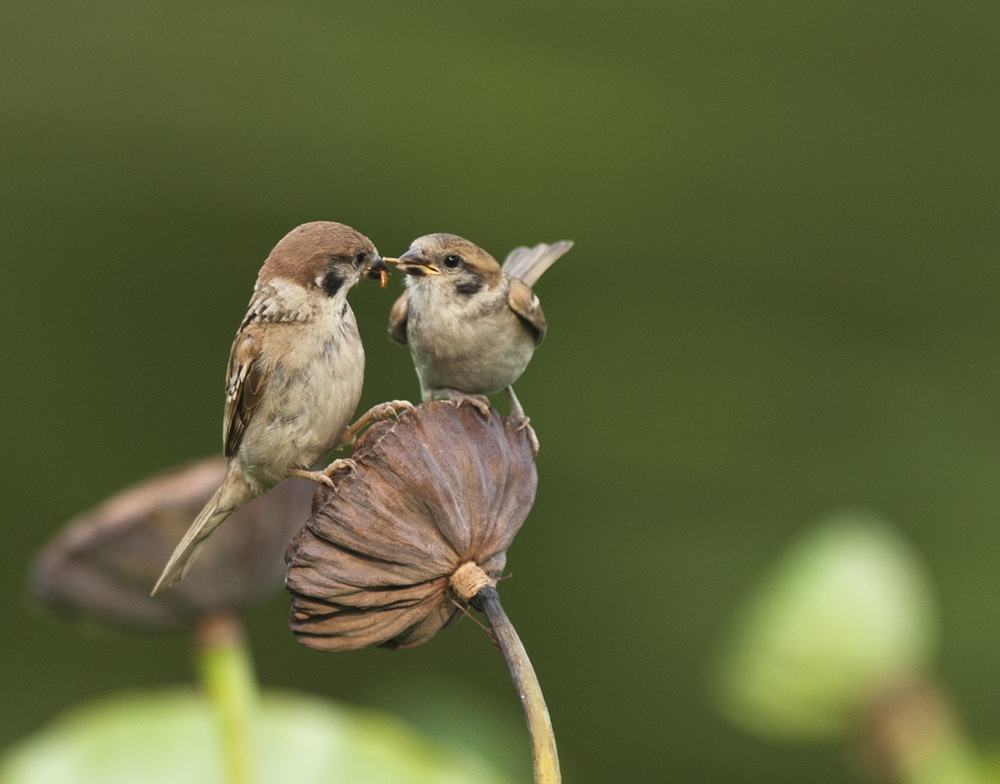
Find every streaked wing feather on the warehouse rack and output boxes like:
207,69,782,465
508,278,547,346
388,291,409,346
501,240,574,287
223,327,268,458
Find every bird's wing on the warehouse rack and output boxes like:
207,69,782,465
223,325,269,458
508,278,547,346
501,240,573,287
388,290,409,346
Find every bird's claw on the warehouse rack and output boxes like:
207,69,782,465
320,458,359,492
457,395,492,422
323,458,358,486
433,390,492,422
371,399,416,421
340,401,415,447
513,417,539,460
290,458,357,491
504,386,537,459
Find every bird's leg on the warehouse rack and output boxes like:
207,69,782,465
288,459,358,490
338,400,416,447
431,388,493,421
505,386,539,460
292,401,415,489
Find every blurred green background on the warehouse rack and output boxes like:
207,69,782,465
3,1,999,781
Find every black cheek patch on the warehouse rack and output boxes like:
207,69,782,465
322,268,345,297
454,277,484,296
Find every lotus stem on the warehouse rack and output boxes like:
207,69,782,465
194,612,256,784
470,586,560,784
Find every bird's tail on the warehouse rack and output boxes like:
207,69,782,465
150,473,250,596
501,240,574,287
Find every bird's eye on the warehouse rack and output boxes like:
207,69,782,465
355,251,367,265
443,254,462,269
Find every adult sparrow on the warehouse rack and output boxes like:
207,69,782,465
386,233,572,456
152,221,408,595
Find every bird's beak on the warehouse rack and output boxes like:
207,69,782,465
393,247,441,277
364,256,390,289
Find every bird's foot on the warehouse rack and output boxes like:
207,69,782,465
289,458,358,490
432,389,493,422
505,386,539,460
521,425,540,461
339,400,416,447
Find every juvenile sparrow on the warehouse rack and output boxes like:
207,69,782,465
386,234,572,456
152,221,407,595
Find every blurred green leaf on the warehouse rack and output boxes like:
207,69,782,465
370,675,532,783
974,749,1000,784
5,1,1000,781
0,690,512,784
714,510,939,740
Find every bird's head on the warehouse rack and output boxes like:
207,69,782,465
260,221,389,296
387,233,502,297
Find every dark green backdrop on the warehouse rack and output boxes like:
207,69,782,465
3,2,999,782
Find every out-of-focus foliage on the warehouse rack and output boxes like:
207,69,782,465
30,459,314,630
715,511,939,739
4,1,999,782
0,691,511,784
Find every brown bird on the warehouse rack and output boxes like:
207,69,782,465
387,234,572,456
152,221,409,595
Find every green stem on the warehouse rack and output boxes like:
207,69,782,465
862,679,983,784
901,742,982,784
194,612,257,784
470,586,560,784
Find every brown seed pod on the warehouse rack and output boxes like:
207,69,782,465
285,401,537,652
31,457,314,630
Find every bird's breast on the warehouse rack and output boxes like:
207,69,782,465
406,290,535,395
238,302,365,485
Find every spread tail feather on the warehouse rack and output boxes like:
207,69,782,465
150,473,252,596
501,240,574,287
